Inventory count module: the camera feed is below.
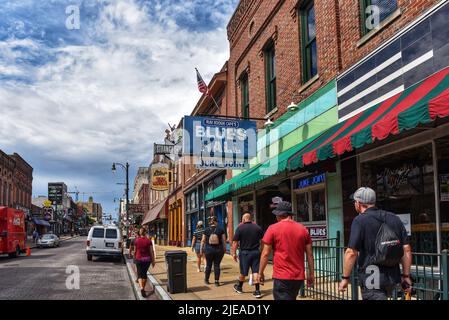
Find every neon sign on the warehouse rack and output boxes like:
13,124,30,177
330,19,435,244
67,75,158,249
296,173,325,189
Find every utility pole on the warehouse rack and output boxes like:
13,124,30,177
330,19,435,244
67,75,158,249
112,162,130,236
126,162,130,233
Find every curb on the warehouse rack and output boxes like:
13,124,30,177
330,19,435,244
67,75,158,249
125,257,143,301
147,271,172,300
123,249,172,301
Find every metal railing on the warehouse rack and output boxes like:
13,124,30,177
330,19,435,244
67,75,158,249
301,232,449,300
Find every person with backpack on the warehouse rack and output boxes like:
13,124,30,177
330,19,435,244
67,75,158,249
338,187,413,300
200,215,226,287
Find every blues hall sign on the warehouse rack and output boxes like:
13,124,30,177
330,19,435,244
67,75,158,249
182,116,257,169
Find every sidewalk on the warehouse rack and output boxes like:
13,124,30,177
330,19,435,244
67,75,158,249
148,245,312,300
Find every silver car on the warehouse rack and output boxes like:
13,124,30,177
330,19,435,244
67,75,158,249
37,234,60,248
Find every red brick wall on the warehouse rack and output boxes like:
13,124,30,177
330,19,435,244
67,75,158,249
338,0,441,74
227,0,341,128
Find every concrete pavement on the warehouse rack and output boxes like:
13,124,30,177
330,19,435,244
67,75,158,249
147,245,312,300
0,236,135,300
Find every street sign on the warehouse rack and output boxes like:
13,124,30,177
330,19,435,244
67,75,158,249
128,204,149,215
150,163,170,191
182,116,257,159
154,143,174,155
43,200,52,207
48,183,65,205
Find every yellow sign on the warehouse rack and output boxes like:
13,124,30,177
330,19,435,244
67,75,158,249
43,200,52,207
151,163,170,191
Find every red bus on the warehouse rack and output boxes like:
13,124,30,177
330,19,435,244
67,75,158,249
0,207,26,258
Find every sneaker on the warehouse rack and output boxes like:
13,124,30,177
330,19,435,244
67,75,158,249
214,281,220,287
253,290,262,299
233,284,243,294
197,268,201,272
141,289,147,298
204,279,210,285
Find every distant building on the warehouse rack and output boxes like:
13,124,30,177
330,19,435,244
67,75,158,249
132,167,149,203
78,196,103,222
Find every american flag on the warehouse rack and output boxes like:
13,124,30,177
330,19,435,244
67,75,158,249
196,68,209,96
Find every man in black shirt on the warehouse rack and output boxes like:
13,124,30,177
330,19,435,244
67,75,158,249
339,187,413,300
231,213,264,298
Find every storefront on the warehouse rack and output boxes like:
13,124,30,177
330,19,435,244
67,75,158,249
185,188,199,247
292,173,328,240
355,128,449,254
168,198,182,246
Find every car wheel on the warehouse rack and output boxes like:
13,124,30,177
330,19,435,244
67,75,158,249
87,254,92,261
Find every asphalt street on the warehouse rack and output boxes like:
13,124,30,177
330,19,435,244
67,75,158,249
0,237,135,300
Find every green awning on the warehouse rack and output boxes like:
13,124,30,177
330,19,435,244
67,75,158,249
204,163,262,201
205,133,321,201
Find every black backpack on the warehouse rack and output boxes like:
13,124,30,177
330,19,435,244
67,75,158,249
371,211,404,267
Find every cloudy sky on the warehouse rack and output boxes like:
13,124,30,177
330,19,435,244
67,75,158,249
0,0,237,216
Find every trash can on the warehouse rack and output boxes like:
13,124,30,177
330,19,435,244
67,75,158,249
165,250,187,294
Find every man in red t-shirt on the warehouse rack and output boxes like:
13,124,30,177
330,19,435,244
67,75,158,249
259,201,315,300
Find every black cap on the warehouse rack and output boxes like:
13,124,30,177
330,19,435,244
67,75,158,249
272,201,293,216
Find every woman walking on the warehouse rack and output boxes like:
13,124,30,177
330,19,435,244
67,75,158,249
201,216,227,286
191,221,206,272
132,228,155,297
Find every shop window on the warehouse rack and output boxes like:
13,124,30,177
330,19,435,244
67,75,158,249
295,188,326,223
297,193,309,222
360,0,398,35
436,136,449,251
300,0,318,82
360,144,436,254
264,41,276,113
238,194,255,223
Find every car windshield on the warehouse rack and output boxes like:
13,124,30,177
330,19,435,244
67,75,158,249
42,235,53,239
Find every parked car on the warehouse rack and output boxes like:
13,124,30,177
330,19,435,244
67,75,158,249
37,234,60,248
86,225,123,262
0,207,26,258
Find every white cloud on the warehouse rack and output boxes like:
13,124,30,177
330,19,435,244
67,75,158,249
0,0,234,210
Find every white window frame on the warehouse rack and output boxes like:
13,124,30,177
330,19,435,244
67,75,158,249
293,182,327,225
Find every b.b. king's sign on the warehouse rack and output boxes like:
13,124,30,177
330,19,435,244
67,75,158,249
183,116,257,169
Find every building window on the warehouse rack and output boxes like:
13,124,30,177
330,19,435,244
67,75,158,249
360,0,398,35
241,73,250,118
301,0,317,82
264,42,276,113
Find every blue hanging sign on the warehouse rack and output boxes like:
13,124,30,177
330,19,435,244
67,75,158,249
182,116,257,160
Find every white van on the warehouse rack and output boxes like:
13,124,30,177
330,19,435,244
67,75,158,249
86,225,123,261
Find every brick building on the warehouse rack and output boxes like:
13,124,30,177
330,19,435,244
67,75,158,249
206,0,449,254
0,150,33,212
226,0,341,124
0,150,33,235
182,63,233,247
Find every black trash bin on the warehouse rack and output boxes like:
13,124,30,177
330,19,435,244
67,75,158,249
165,250,187,294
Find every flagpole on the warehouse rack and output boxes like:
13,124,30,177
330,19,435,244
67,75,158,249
196,67,220,113
210,95,220,113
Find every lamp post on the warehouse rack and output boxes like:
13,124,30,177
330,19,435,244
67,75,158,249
112,162,129,236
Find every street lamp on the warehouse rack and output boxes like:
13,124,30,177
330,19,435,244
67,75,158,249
112,162,129,236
